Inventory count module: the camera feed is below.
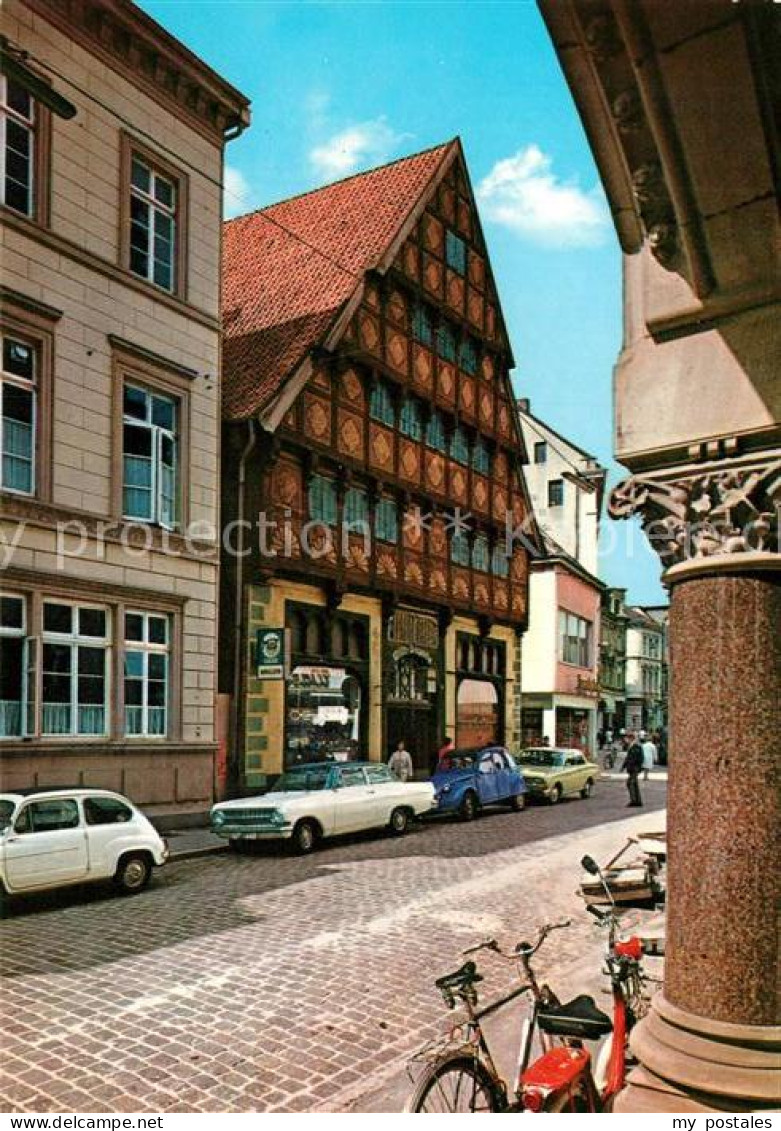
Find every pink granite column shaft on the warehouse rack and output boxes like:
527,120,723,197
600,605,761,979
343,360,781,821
665,571,780,1026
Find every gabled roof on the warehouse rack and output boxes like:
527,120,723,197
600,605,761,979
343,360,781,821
222,141,456,421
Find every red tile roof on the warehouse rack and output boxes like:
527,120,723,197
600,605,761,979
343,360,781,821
222,141,455,421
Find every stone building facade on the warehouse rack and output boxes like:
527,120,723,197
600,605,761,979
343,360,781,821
597,585,627,736
220,141,538,789
0,0,249,819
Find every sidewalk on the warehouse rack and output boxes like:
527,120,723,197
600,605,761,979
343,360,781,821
165,826,229,860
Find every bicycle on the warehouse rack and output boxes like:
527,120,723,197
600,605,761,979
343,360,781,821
406,856,658,1113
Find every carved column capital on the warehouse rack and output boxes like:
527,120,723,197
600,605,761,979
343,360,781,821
608,452,781,577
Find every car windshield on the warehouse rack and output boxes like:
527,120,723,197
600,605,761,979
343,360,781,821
0,800,15,832
519,750,565,768
441,750,479,769
274,766,332,792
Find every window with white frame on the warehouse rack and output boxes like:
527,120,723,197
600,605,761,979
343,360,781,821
41,602,109,736
1,333,36,494
124,611,169,737
1,77,35,217
0,594,25,737
122,383,178,527
129,155,177,292
558,609,592,668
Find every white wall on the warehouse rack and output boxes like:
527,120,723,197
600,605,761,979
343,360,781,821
520,568,557,693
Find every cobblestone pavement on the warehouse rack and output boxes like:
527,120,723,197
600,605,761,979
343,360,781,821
0,780,666,1113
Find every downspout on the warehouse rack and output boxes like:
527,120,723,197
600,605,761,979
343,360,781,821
231,417,257,795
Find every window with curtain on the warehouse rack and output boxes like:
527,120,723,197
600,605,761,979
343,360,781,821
449,424,469,464
344,486,369,529
124,611,170,737
426,410,447,452
458,337,478,375
472,534,490,572
445,230,467,275
123,383,178,528
369,380,395,426
0,594,25,737
412,301,433,347
399,396,423,441
0,334,36,495
1,77,35,217
559,609,592,668
436,321,457,363
491,544,509,578
308,475,338,525
41,602,109,736
129,154,178,293
472,436,490,475
375,498,398,543
451,530,470,566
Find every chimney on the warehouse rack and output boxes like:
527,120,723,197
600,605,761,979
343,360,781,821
517,397,530,414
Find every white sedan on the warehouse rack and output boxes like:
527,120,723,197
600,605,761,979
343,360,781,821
211,761,436,853
0,788,169,899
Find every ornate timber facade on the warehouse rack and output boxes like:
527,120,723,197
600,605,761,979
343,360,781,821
220,140,539,787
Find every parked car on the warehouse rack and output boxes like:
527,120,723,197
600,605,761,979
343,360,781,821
211,761,436,853
515,747,600,804
0,788,169,900
432,745,527,820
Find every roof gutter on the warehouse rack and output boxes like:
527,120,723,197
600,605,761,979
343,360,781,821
230,417,257,793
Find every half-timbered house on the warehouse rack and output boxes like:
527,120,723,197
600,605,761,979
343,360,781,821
220,139,539,789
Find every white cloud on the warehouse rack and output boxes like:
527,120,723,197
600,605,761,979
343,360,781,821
223,165,253,219
476,145,609,248
309,117,407,181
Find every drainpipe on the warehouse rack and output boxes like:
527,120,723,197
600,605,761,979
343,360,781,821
231,418,257,795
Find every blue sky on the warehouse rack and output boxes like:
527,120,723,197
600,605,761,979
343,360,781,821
142,0,665,605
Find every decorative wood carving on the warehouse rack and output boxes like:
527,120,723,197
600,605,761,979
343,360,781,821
398,439,421,485
337,410,364,461
468,252,485,291
467,289,484,329
413,345,434,393
423,254,443,298
359,309,381,353
303,393,331,444
385,329,409,375
424,453,446,495
368,423,395,472
460,376,476,419
438,362,456,406
423,214,444,255
473,475,489,514
450,464,468,505
446,270,465,313
339,367,364,408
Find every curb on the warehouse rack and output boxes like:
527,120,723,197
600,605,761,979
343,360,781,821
168,842,231,862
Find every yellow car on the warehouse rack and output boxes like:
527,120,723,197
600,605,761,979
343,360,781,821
516,747,600,804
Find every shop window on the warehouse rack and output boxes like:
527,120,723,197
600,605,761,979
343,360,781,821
449,425,469,465
308,474,337,526
472,436,490,475
426,409,447,452
445,230,467,275
375,497,398,544
412,301,433,347
122,383,179,528
124,611,169,737
369,380,395,426
436,321,457,363
286,665,362,765
548,478,564,507
399,396,423,441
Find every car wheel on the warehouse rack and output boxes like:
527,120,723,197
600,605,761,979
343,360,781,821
114,853,151,894
292,820,318,855
549,784,562,806
509,793,525,812
581,779,594,799
389,807,410,836
460,791,479,821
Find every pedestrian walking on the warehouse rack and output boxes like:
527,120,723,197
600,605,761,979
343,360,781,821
388,739,414,782
641,732,658,781
622,731,644,807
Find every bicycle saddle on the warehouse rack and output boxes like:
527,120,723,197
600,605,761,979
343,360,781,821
537,994,613,1040
435,960,483,990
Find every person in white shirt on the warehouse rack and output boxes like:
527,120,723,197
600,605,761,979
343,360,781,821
641,733,657,781
388,740,414,782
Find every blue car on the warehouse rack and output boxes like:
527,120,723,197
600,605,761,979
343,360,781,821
432,745,527,820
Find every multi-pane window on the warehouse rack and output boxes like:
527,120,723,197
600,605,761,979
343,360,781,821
399,396,423,441
412,301,434,347
123,384,178,528
491,544,509,578
534,441,547,464
124,611,169,737
472,534,490,573
449,424,469,464
472,436,490,475
458,337,478,375
451,530,470,566
436,321,457,363
445,230,467,275
1,78,35,217
1,334,36,494
308,475,337,525
129,155,177,292
548,478,564,507
559,609,592,668
375,498,398,543
41,602,109,736
344,486,369,529
369,380,395,426
0,594,25,737
426,410,446,452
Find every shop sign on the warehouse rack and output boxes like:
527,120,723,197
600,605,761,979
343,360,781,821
256,628,286,680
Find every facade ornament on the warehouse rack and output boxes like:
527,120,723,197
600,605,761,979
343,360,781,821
583,14,622,64
631,162,680,271
612,89,643,135
608,458,781,568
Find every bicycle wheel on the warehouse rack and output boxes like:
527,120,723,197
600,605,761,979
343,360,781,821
407,1054,504,1113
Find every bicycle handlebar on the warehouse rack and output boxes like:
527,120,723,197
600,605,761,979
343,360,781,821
462,920,572,963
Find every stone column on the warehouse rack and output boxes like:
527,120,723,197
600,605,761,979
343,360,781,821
609,457,781,1112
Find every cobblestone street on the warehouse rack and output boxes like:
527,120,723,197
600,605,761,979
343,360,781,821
1,780,665,1113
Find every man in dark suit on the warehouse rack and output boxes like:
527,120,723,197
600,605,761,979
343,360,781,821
622,731,644,807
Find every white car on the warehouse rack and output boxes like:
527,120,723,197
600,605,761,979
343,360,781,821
211,761,436,853
0,788,169,899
